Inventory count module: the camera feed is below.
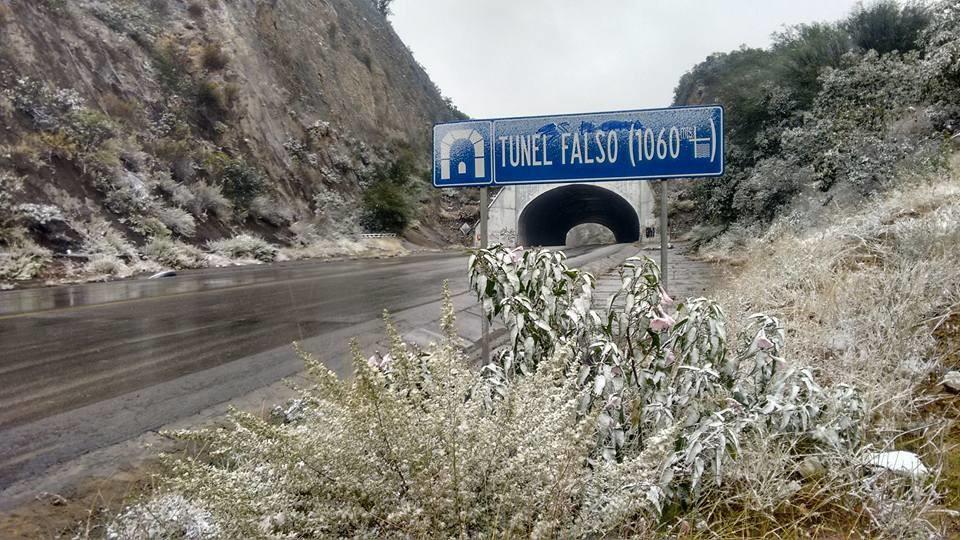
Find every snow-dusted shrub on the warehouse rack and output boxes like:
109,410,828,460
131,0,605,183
181,181,232,222
4,76,84,131
79,217,140,261
0,240,51,281
95,170,153,219
0,171,23,241
84,255,131,278
206,234,277,262
288,220,320,247
152,205,196,238
248,194,293,227
14,203,64,226
312,187,358,236
107,494,220,540
144,237,206,270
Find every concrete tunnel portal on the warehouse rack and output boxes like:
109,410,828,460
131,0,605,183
517,184,641,247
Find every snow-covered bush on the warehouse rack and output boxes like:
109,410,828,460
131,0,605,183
206,234,277,263
288,220,320,247
0,240,51,281
14,202,64,226
144,237,207,270
0,171,23,242
152,205,196,238
312,187,358,236
4,76,84,131
79,217,140,262
248,194,294,227
107,494,220,540
180,181,232,222
84,255,131,279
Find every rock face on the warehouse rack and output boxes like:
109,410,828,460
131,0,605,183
0,0,467,264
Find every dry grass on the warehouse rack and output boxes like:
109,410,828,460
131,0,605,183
279,237,408,261
200,42,229,71
700,158,960,534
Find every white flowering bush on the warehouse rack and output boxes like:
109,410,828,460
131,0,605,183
111,245,943,537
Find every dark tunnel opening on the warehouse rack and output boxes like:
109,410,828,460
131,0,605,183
517,185,640,247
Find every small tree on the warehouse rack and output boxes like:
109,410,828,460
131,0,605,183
373,0,393,16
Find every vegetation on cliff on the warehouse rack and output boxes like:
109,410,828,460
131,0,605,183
0,0,467,289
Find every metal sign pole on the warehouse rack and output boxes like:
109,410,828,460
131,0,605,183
659,180,668,292
479,187,490,365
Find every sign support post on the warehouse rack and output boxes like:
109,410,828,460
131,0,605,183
659,180,669,292
479,187,490,365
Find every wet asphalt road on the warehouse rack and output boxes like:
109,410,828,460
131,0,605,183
0,245,610,494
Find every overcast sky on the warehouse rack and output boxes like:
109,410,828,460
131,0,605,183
390,1,861,118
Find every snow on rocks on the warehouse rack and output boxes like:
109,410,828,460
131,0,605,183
941,370,960,393
865,451,929,479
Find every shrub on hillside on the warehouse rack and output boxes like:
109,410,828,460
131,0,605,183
0,240,51,281
177,181,232,222
195,80,233,124
361,180,413,233
0,171,23,242
845,0,930,55
144,237,207,269
673,0,959,230
206,234,277,262
312,188,357,236
152,205,197,238
248,194,293,227
200,43,229,71
5,77,84,131
214,158,264,213
84,255,132,279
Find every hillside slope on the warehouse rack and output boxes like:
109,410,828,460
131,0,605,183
0,0,468,287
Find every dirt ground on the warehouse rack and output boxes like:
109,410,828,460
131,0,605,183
0,461,164,539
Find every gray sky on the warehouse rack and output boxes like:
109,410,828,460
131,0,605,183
391,0,861,118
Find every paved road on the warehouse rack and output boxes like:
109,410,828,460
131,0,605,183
0,244,626,497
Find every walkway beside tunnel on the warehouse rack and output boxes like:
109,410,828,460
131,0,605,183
593,243,720,310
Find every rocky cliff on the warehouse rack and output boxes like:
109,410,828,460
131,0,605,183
0,0,469,285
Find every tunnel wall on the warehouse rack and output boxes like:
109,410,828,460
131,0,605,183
517,184,640,246
483,180,655,247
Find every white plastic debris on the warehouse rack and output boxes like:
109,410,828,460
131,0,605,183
865,451,929,478
942,370,960,393
149,270,177,279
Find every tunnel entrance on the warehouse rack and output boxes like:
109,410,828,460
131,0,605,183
518,184,640,247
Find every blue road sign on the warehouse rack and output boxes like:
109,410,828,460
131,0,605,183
433,106,723,187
